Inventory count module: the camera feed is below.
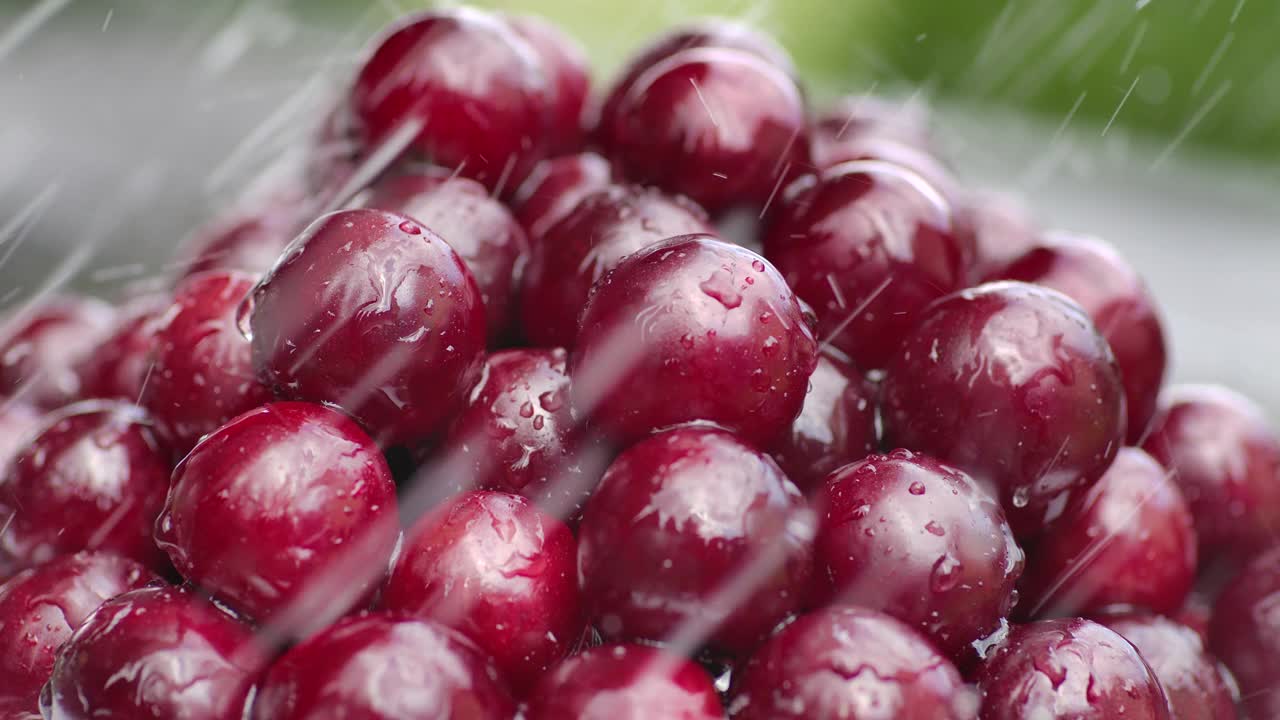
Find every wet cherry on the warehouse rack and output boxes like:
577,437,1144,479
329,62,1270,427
1101,614,1238,720
73,293,166,402
508,14,591,154
0,296,114,409
1209,546,1280,719
511,151,614,242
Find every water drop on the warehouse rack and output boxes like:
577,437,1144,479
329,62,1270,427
751,259,766,272
519,401,535,418
699,269,743,309
925,520,946,537
398,220,422,235
908,481,926,495
1011,486,1030,508
930,554,962,593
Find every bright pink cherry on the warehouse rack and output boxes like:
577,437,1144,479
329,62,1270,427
577,427,813,654
351,7,552,192
1102,614,1238,720
881,281,1127,539
140,270,272,456
0,401,170,574
0,295,114,408
383,490,582,691
156,402,399,635
248,208,486,447
252,614,515,720
570,235,817,448
519,184,713,348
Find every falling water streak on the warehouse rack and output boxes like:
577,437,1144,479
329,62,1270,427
689,78,720,129
1118,20,1148,74
1005,0,1123,103
0,0,72,61
0,183,61,277
1191,31,1234,96
101,8,113,33
1230,0,1247,22
832,81,880,141
488,154,519,200
1151,80,1233,169
1050,91,1089,145
970,1,1019,70
1102,75,1140,137
321,116,425,215
819,276,894,351
758,162,791,220
1192,0,1217,21
967,3,1072,98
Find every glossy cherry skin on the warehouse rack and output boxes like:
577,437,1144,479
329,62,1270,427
520,184,713,348
0,552,156,712
1211,548,1280,718
248,208,487,448
1019,447,1196,619
441,349,603,516
156,402,397,633
603,47,809,214
382,490,581,692
0,401,170,574
805,136,960,205
729,605,977,720
990,233,1168,443
954,191,1042,283
597,19,795,149
176,193,303,282
0,400,39,477
881,281,1127,540
0,296,114,409
764,160,966,371
570,235,818,448
508,14,590,154
252,613,516,720
1141,384,1280,561
140,270,272,456
577,427,813,654
769,352,877,492
73,294,166,401
359,173,530,342
40,585,265,720
812,450,1023,664
526,643,724,720
512,152,614,242
975,618,1171,720
1101,614,1238,720
351,7,551,192
812,94,934,156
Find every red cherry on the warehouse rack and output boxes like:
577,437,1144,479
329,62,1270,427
729,605,977,720
248,208,487,447
0,399,40,477
351,7,552,192
175,193,303,282
577,427,813,654
1210,547,1280,719
1101,614,1238,720
954,191,1043,282
764,160,965,371
156,402,398,634
508,14,591,154
73,294,166,401
526,643,724,720
511,152,614,242
881,281,1127,539
140,270,272,456
571,235,818,448
383,490,582,692
811,93,934,156
253,614,516,720
0,401,170,574
0,296,114,409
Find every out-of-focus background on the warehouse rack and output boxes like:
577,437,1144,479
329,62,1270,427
1,0,1277,415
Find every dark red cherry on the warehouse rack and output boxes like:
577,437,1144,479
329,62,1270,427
881,281,1127,539
989,232,1168,443
570,235,817,447
577,427,812,654
351,7,551,192
359,173,530,342
975,618,1170,720
383,490,581,691
156,402,398,633
520,184,713,348
1101,614,1238,720
0,399,39,475
811,93,933,155
0,296,114,408
764,160,965,371
304,97,365,201
73,294,166,401
598,19,795,149
441,348,603,516
526,643,724,720
0,552,156,711
512,152,613,242
954,191,1042,282
41,585,264,720
1210,547,1280,719
508,14,590,154
0,401,170,574
1019,447,1195,619
806,136,960,204
253,613,515,720
248,208,486,447
811,450,1022,664
729,605,977,720
769,352,877,492
604,47,808,214
140,270,272,456
176,192,303,282
1141,384,1280,562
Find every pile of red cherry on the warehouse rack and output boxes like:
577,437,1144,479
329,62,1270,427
1,6,1278,719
